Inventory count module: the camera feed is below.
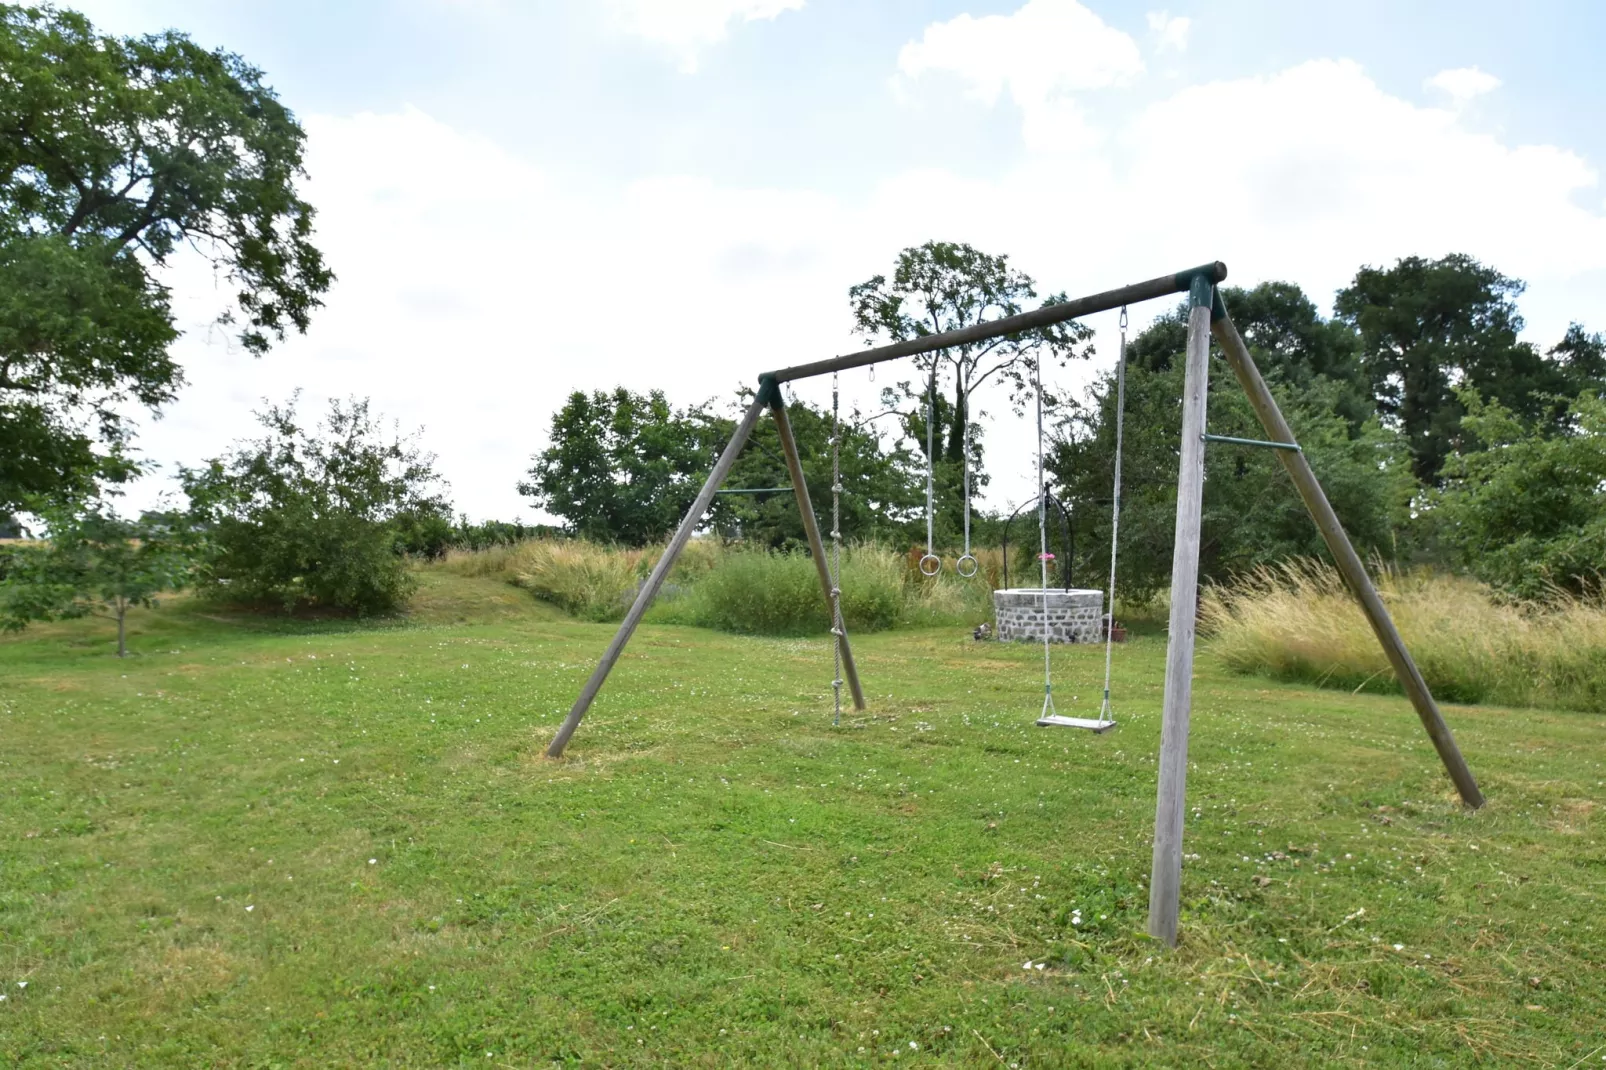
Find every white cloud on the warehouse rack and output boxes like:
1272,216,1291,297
1145,10,1191,53
1426,66,1501,103
127,49,1606,521
135,106,866,521
896,0,1143,107
608,0,805,73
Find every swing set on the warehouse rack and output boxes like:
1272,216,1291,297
542,262,1485,947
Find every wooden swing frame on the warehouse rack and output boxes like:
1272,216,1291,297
540,260,1485,948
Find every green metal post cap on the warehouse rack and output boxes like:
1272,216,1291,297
756,373,783,408
1173,261,1228,291
1175,261,1225,310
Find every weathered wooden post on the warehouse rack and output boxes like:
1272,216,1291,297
1148,269,1215,947
767,380,867,711
545,395,768,758
1210,299,1483,808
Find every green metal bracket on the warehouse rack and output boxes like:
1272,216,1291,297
1210,288,1229,324
1173,261,1228,291
756,373,783,408
1202,433,1302,453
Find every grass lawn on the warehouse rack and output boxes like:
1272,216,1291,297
1,570,1603,1067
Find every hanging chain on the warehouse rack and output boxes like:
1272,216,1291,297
957,372,977,577
1035,356,1056,719
830,371,844,726
1100,306,1129,725
962,410,970,554
919,361,940,576
926,363,935,558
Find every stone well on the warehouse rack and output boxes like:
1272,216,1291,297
992,588,1104,644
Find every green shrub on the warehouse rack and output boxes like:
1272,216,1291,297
182,396,449,615
670,545,903,636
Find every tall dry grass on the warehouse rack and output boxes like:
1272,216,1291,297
657,543,902,635
435,537,724,622
435,542,524,579
433,537,1004,633
1201,559,1606,713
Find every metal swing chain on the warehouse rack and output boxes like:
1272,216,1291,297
919,361,940,577
1100,306,1129,725
1035,355,1057,719
956,375,978,578
830,372,844,725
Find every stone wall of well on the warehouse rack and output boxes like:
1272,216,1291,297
993,588,1104,644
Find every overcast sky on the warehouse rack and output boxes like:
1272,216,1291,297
72,0,1606,520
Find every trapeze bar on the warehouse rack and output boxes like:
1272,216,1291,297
764,262,1227,384
1201,432,1302,452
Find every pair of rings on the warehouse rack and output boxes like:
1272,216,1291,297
918,553,980,579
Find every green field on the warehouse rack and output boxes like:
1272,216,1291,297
1,571,1602,1067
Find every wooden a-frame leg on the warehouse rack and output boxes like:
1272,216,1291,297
770,399,868,711
1148,274,1214,948
545,395,767,758
1210,303,1484,809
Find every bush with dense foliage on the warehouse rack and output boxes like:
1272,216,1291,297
182,396,449,615
1428,389,1606,599
667,546,906,635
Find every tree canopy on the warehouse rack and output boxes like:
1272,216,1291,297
0,4,331,510
1334,254,1573,483
521,388,727,547
1051,299,1409,602
850,241,1092,468
522,387,923,549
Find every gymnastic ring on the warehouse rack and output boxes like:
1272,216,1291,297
955,553,979,578
918,553,942,577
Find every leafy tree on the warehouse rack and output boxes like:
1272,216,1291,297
0,500,199,655
1052,301,1410,602
182,395,448,614
1334,254,1576,483
717,392,924,550
0,5,332,511
1549,324,1606,396
523,386,924,550
1430,388,1606,599
849,241,1092,540
521,388,726,547
851,242,1090,457
1132,283,1370,424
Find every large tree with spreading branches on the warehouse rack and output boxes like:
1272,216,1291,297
0,4,332,510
